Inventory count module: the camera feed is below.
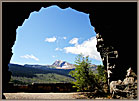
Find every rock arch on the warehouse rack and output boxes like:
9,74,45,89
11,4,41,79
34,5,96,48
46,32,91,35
2,2,137,98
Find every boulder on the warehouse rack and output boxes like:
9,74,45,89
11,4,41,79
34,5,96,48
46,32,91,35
122,77,134,85
110,68,137,99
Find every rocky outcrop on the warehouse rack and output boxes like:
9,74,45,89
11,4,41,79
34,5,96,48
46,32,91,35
96,30,137,99
110,68,137,99
96,33,119,85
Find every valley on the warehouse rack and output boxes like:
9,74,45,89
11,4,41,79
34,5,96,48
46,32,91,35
8,60,97,85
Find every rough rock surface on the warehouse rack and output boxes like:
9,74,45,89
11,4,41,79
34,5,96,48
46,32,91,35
110,68,137,99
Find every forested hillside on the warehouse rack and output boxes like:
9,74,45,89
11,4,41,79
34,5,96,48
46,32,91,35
8,64,75,85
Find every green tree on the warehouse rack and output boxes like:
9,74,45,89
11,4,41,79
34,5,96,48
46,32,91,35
95,65,107,85
95,65,108,94
69,54,97,92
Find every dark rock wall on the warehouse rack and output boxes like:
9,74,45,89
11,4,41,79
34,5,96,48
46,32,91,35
2,2,137,95
94,3,137,82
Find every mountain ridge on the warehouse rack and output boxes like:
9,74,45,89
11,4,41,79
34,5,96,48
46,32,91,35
52,60,75,69
9,59,98,69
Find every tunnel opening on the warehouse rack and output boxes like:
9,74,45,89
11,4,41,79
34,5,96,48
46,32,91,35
2,2,137,99
8,5,104,92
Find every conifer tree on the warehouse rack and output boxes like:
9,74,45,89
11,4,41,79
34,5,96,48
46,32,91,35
69,54,97,92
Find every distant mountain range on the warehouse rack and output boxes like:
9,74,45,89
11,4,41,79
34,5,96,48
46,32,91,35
8,60,98,85
8,60,98,78
9,60,97,70
52,60,97,70
52,60,75,69
8,63,75,78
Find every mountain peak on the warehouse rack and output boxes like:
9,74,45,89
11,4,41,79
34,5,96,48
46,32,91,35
52,60,74,69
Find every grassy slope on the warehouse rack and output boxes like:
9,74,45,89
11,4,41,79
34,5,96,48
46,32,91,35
9,64,75,85
10,73,75,85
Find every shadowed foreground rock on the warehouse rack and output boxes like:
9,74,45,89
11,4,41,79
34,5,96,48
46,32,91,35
110,68,137,99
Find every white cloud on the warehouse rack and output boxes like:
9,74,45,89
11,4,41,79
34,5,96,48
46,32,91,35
52,55,55,58
63,37,67,40
45,37,56,42
20,54,39,61
55,48,63,51
69,38,78,45
64,37,102,61
52,55,58,58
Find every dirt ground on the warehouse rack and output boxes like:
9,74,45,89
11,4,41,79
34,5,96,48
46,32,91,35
4,92,88,100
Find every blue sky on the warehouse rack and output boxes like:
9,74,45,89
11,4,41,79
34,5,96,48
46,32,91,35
10,5,103,65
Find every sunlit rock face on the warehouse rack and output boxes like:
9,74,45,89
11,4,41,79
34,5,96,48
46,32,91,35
109,68,137,99
3,2,137,99
52,60,75,68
